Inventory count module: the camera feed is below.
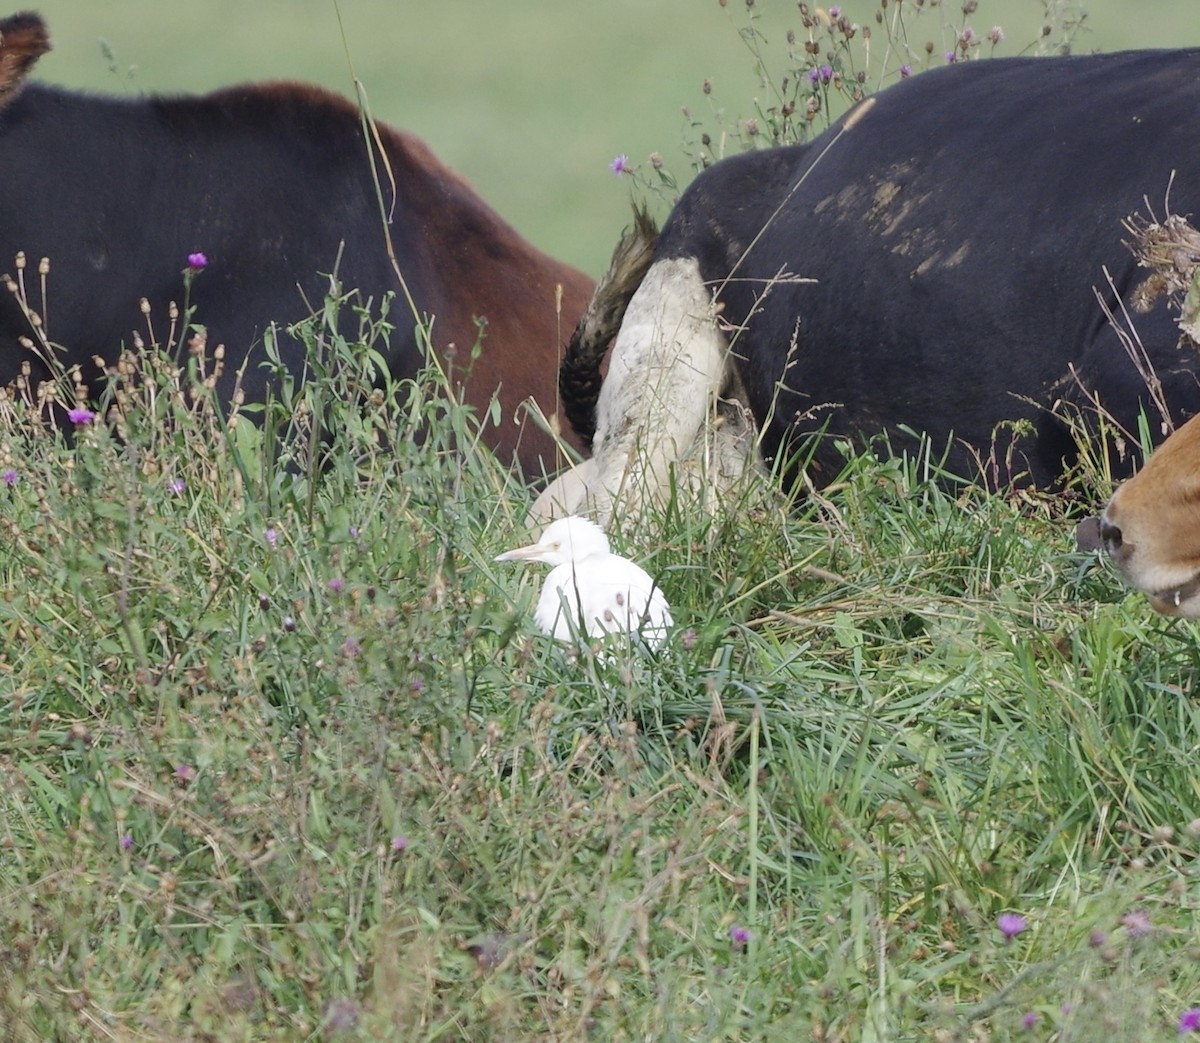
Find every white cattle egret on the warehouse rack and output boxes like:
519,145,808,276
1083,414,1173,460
495,515,673,647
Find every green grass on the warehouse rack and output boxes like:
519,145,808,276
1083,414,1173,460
2,294,1199,1040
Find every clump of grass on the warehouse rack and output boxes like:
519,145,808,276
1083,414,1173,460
4,289,1199,1039
614,0,1091,197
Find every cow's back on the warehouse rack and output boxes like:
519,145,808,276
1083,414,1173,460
0,80,592,473
662,50,1200,485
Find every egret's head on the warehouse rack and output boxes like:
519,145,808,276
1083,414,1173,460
495,515,610,568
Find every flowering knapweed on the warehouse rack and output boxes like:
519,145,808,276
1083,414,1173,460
322,998,361,1033
609,154,632,176
729,923,750,949
945,51,958,64
167,477,185,495
67,406,96,425
120,832,133,851
1179,1008,1200,1033
174,763,195,783
900,64,913,78
2,468,16,486
392,836,408,853
1121,908,1152,938
828,5,841,17
264,527,278,548
987,26,1005,45
1021,1011,1039,1031
328,577,345,594
186,251,208,272
997,912,1027,941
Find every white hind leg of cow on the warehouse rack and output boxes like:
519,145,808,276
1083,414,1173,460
531,257,746,527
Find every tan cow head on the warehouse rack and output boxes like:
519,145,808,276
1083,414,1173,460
1101,413,1200,616
0,12,50,111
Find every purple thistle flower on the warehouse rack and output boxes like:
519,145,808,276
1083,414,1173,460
67,406,96,426
392,836,408,853
340,636,362,658
829,6,841,16
1021,1011,1039,1031
186,251,208,271
988,26,1005,45
174,763,195,783
328,577,345,594
167,477,185,495
945,51,958,63
1121,908,1152,938
609,154,632,176
322,998,360,1033
264,527,278,548
819,64,833,83
997,912,1027,941
900,64,913,78
2,468,17,486
729,923,750,949
120,832,133,851
1179,1009,1200,1033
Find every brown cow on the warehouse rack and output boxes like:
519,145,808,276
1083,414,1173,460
0,11,593,476
1101,414,1200,616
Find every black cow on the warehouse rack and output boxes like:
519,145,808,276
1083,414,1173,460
0,12,594,475
541,49,1200,523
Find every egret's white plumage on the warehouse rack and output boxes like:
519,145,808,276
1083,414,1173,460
495,515,672,647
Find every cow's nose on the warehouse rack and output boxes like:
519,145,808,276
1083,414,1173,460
1099,519,1122,552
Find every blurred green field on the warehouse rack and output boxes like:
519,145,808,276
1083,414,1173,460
26,0,1200,276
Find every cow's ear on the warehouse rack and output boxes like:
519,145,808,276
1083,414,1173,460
0,12,51,108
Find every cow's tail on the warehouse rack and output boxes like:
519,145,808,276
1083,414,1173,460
559,205,659,448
